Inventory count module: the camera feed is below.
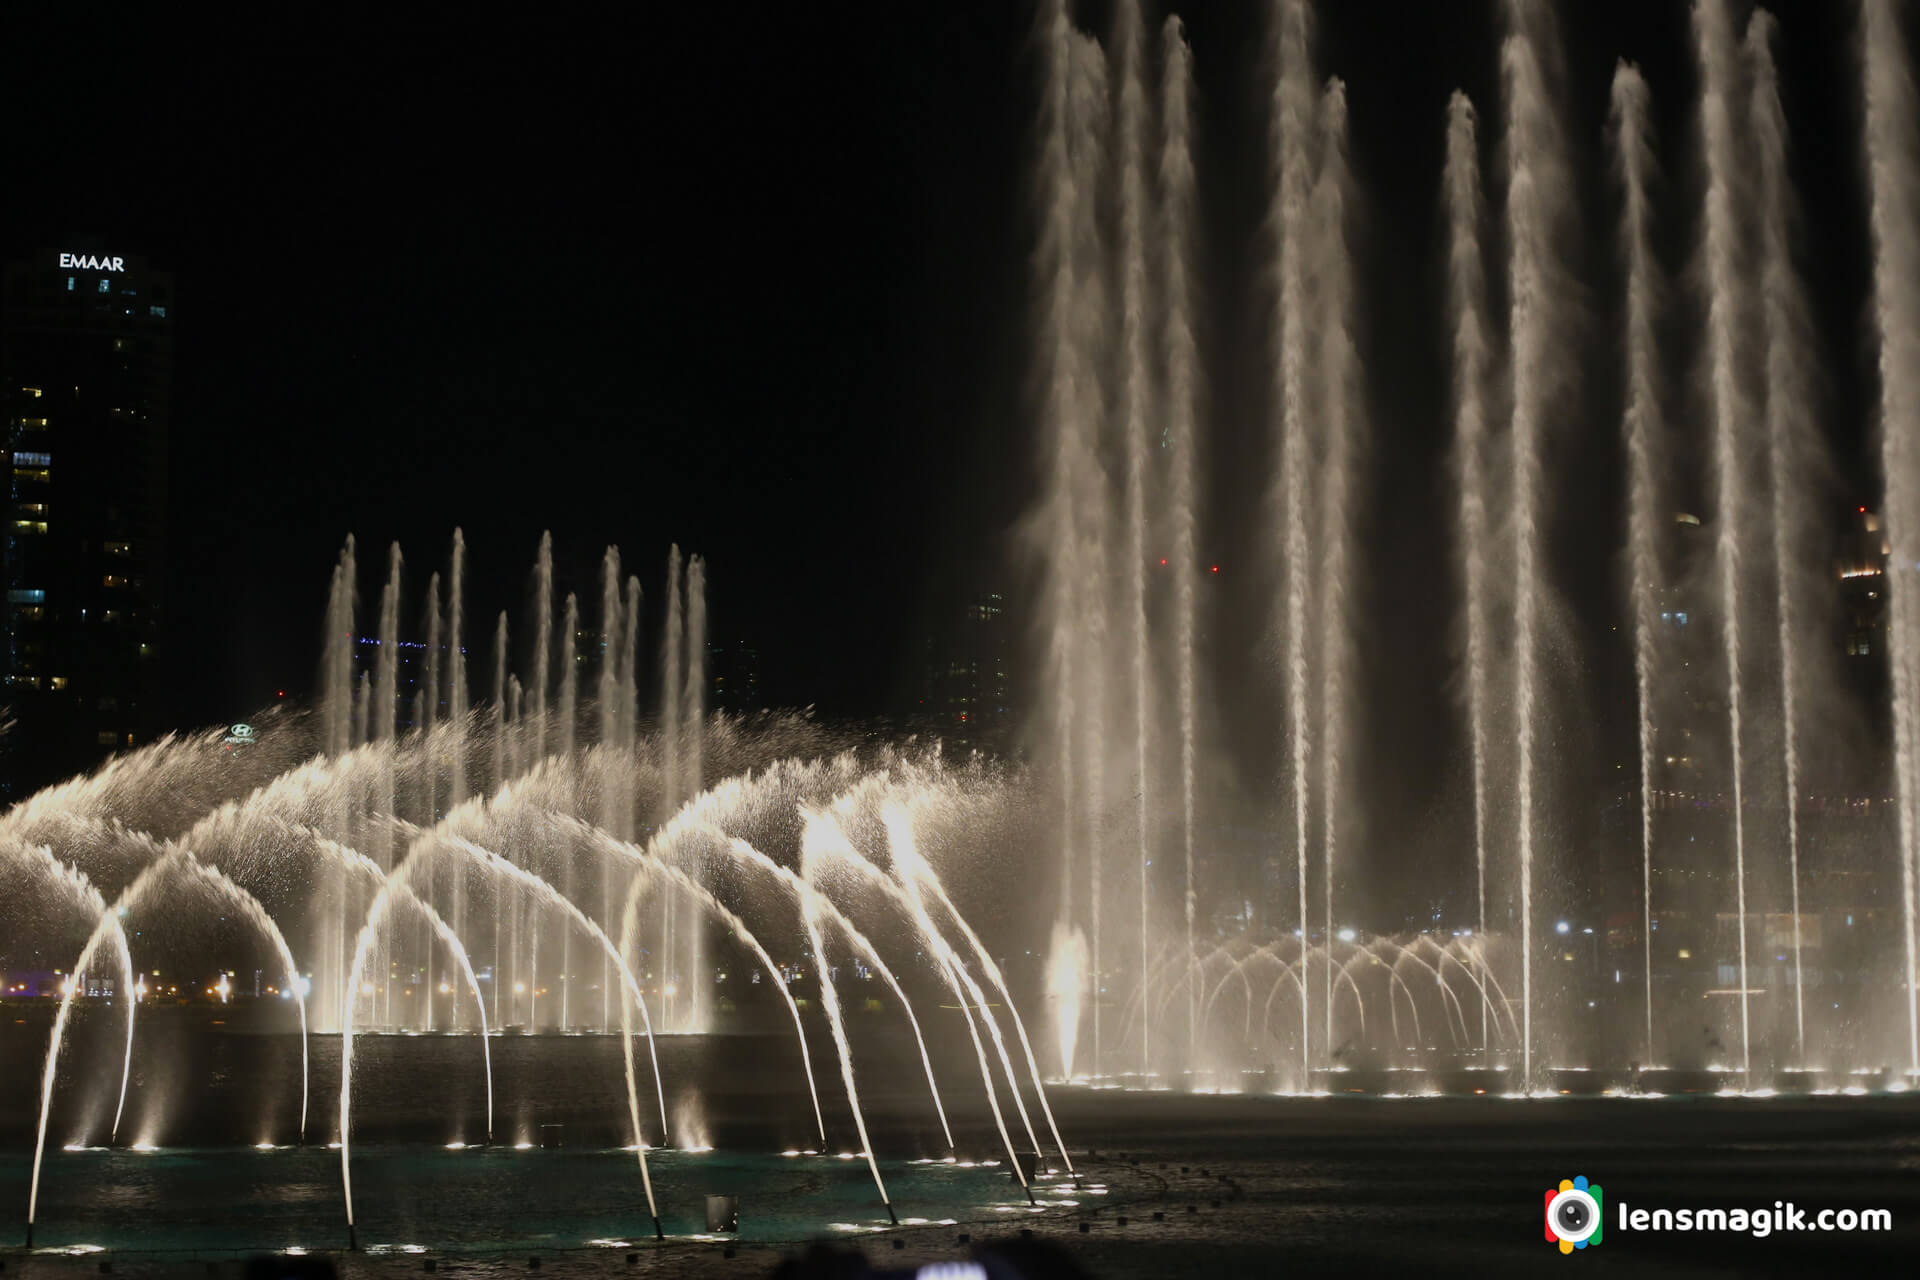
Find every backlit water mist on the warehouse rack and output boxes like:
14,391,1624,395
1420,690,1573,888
1030,0,1920,1091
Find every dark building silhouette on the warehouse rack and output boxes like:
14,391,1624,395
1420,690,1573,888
1,245,172,797
709,640,760,713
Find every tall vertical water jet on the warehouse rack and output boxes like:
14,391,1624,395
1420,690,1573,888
660,548,685,1025
421,572,443,1031
1749,10,1822,1064
1270,0,1316,1082
491,610,509,1025
662,548,684,810
681,555,708,1031
1861,0,1920,1075
1112,0,1155,1078
1608,59,1668,1068
531,532,553,763
321,536,357,1029
558,592,579,1029
449,530,468,808
1500,0,1575,1088
1444,92,1496,1047
1159,12,1201,1067
1063,27,1111,1075
1313,77,1361,1061
1694,0,1757,1083
598,548,623,1027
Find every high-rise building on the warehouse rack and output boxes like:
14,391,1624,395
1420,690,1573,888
919,590,1012,754
1,245,172,796
709,640,761,713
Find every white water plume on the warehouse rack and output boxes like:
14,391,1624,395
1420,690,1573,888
1271,0,1316,1083
1749,9,1825,1066
1607,59,1667,1068
1861,0,1920,1074
1048,919,1089,1080
1158,12,1201,1067
1444,90,1496,1047
1694,0,1757,1083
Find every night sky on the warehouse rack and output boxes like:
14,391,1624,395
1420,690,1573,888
0,1,1898,832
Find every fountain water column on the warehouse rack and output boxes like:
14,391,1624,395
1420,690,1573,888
321,537,357,1030
422,572,442,1032
597,548,622,1029
1314,77,1361,1064
1609,61,1666,1068
1112,0,1155,1079
1038,0,1080,1037
375,543,402,1029
1159,13,1201,1068
681,555,708,1031
491,611,509,1026
617,574,642,1025
1695,0,1757,1083
558,592,579,1030
660,547,684,1024
1500,0,1575,1089
1749,12,1820,1063
1443,93,1495,1048
1271,0,1316,1084
447,532,468,1029
1862,0,1920,1075
531,535,554,1027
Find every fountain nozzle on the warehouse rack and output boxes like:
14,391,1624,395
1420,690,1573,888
651,1215,665,1242
348,1222,358,1251
887,1203,899,1225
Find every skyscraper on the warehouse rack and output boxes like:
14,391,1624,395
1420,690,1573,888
1,245,172,796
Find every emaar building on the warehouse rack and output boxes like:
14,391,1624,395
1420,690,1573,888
1,244,172,795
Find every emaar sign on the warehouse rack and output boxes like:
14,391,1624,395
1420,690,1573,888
58,252,124,272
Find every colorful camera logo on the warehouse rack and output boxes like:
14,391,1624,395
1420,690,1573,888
1546,1176,1603,1253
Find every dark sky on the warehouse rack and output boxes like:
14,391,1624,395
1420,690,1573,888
0,0,1896,817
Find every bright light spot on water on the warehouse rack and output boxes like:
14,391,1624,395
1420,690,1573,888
1889,1080,1911,1094
327,1142,343,1150
586,1239,632,1249
130,1142,158,1152
902,1217,930,1225
942,1156,957,1164
683,1145,714,1153
41,1244,105,1256
255,1142,278,1151
401,1245,428,1254
1843,1086,1869,1096
444,1142,467,1150
957,1161,977,1168
981,1159,1001,1167
781,1150,802,1157
1053,1200,1079,1207
283,1247,307,1256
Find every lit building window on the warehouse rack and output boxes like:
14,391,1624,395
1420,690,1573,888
102,574,130,589
13,451,51,467
49,676,68,690
12,520,49,534
12,467,50,483
14,605,44,621
97,731,118,746
7,589,46,603
66,277,75,291
150,305,167,318
22,387,41,398
97,279,110,293
16,502,46,514
105,540,133,556
18,417,48,430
